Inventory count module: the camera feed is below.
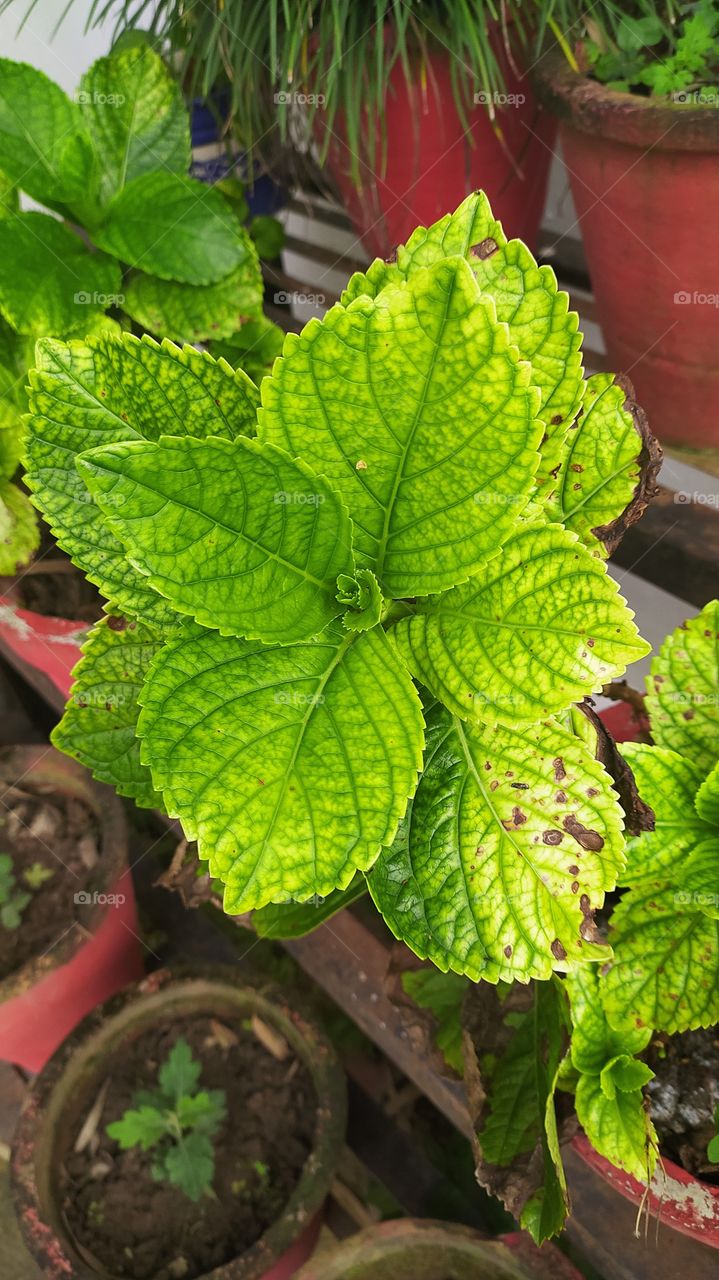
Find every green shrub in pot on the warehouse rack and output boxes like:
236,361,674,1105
24,190,662,1237
0,41,270,574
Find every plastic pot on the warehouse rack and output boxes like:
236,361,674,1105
295,1218,582,1280
320,34,555,259
569,703,719,1246
0,744,142,1072
11,967,348,1280
0,581,86,702
534,48,719,449
190,93,287,216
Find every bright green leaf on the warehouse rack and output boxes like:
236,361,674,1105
52,616,165,809
123,245,264,343
92,171,248,284
79,44,190,206
337,568,384,634
645,600,719,774
159,1037,201,1104
0,214,121,336
108,1105,168,1151
209,316,285,385
0,58,95,206
368,704,625,983
78,435,355,643
261,256,542,597
696,762,719,826
575,1073,657,1183
138,622,425,912
391,522,648,727
25,332,257,623
0,481,40,573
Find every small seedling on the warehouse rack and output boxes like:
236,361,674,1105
107,1037,226,1201
23,861,55,890
0,853,32,930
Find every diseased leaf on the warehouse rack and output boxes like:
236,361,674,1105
123,245,263,343
463,979,571,1244
138,622,425,912
645,600,719,774
566,702,655,837
0,214,121,336
52,616,165,809
25,332,257,623
253,875,367,938
391,522,648,727
79,435,355,643
401,968,466,1075
261,256,542,597
0,58,95,206
368,704,625,983
552,374,661,557
0,481,40,574
79,44,190,206
92,172,248,284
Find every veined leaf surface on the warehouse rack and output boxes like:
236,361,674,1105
78,435,355,643
138,622,425,912
260,256,542,597
391,522,648,726
0,214,120,336
368,705,625,983
645,600,719,774
0,58,95,205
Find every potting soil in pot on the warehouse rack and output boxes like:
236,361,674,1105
0,783,100,980
62,1015,316,1280
646,1027,719,1183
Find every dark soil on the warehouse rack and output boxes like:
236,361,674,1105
646,1028,719,1182
0,783,99,980
15,521,104,623
62,1015,317,1280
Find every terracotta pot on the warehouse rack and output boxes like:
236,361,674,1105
321,34,555,259
295,1218,582,1280
0,744,142,1072
534,48,719,449
569,703,719,1246
11,967,348,1280
0,581,86,702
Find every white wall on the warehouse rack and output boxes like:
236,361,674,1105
0,0,116,88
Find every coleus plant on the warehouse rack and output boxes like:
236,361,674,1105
25,190,661,1230
444,599,719,1238
0,41,268,573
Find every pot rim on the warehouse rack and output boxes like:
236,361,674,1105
571,1132,719,1246
533,45,719,151
11,966,348,1280
0,743,128,1003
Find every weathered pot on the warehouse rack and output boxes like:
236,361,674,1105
11,967,348,1280
295,1218,582,1280
321,31,555,259
535,47,719,448
0,580,86,702
0,744,142,1072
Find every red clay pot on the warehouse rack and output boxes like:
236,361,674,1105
0,584,86,702
569,702,719,1247
0,745,142,1073
535,49,719,449
11,968,347,1280
321,36,556,258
